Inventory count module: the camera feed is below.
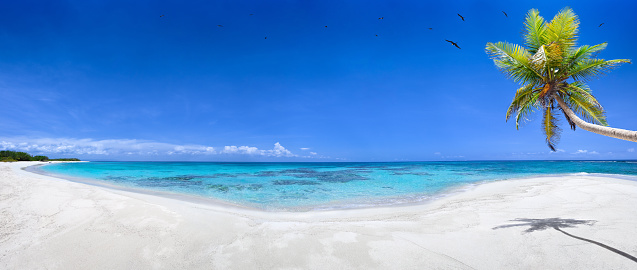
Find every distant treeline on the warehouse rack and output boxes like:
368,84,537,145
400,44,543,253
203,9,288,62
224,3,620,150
0,150,80,162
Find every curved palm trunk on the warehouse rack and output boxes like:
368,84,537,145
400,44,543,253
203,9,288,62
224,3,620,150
554,94,637,143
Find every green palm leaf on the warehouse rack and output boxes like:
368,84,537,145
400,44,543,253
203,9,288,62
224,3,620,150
557,43,608,80
561,83,608,126
523,9,547,53
570,59,631,81
545,7,579,52
506,84,538,126
514,95,540,130
567,43,607,66
564,82,602,108
545,43,564,77
542,104,561,151
485,42,544,84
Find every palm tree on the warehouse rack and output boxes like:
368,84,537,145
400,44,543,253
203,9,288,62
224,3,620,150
486,7,636,151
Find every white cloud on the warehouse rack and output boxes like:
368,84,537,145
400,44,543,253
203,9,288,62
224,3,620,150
267,142,296,157
0,137,297,158
220,143,296,157
433,152,441,155
300,147,310,151
222,145,260,155
572,149,599,155
309,152,317,155
629,148,635,153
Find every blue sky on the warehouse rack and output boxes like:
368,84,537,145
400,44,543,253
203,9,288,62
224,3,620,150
1,0,636,161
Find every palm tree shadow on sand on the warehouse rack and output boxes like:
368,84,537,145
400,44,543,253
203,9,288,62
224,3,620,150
493,218,637,264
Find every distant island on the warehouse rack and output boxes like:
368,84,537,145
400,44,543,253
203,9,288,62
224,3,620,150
0,150,80,162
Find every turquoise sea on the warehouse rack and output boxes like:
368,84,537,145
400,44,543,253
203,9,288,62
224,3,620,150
34,161,637,211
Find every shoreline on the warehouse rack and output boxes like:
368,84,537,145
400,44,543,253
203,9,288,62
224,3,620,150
25,162,261,213
26,161,637,213
2,161,637,268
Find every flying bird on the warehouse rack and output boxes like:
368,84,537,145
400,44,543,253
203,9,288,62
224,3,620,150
599,23,605,27
502,11,507,17
159,15,165,17
445,40,461,49
428,28,433,30
217,25,223,27
375,34,378,36
325,25,327,27
265,37,267,39
457,14,464,21
378,17,384,19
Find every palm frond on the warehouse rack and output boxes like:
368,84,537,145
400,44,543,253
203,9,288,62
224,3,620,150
545,42,564,71
512,88,542,130
557,43,607,80
506,84,536,121
542,104,561,151
567,43,607,65
486,42,544,84
515,100,539,130
560,83,608,126
570,59,631,81
523,9,547,53
563,82,602,108
545,7,579,52
567,94,608,126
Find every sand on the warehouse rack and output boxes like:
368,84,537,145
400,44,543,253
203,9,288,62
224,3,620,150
1,161,637,269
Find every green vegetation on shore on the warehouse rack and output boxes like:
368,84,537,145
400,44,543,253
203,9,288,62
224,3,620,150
0,150,80,162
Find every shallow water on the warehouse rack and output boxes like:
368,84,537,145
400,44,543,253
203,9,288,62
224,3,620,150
37,161,637,211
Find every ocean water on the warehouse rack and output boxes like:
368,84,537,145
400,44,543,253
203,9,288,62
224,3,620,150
36,161,637,211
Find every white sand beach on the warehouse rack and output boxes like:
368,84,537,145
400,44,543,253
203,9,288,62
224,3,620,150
1,162,637,269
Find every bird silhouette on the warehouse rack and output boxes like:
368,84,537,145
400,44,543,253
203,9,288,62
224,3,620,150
378,17,384,20
375,34,378,36
325,26,327,27
599,23,605,27
217,25,223,27
265,37,267,39
457,14,464,21
159,15,165,17
445,40,461,49
502,11,508,17
428,28,433,30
